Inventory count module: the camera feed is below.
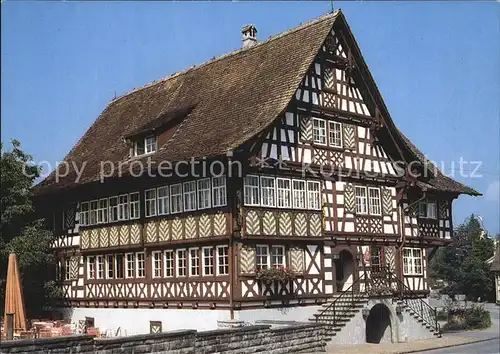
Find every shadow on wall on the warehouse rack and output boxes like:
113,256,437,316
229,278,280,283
366,304,392,344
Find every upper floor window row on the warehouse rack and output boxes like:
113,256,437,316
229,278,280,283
244,175,321,210
312,118,342,148
418,200,437,219
79,177,227,226
134,135,157,157
355,186,381,216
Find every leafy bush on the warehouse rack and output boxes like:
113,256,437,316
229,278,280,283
442,305,491,331
436,309,448,321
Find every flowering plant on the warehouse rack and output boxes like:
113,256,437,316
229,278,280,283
255,266,296,283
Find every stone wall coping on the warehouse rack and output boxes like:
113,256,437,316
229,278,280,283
94,329,197,345
269,322,322,333
0,334,93,349
198,325,272,337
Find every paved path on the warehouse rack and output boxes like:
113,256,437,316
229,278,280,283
412,337,500,354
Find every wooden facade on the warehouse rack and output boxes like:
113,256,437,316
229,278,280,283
39,10,479,317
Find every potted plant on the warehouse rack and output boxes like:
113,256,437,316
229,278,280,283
255,266,297,284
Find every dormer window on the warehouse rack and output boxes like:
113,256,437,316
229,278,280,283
418,200,437,219
134,135,157,156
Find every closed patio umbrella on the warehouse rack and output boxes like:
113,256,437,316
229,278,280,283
4,253,27,334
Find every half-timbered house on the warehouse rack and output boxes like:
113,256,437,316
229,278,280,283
35,10,479,337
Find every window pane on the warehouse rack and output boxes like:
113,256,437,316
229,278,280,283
292,180,306,209
244,175,260,206
368,188,381,215
276,178,291,208
157,186,170,215
256,245,269,270
212,176,227,207
170,184,183,214
312,118,326,145
307,181,321,210
328,121,342,147
145,189,157,217
183,181,197,211
145,136,157,154
197,179,211,209
355,187,367,214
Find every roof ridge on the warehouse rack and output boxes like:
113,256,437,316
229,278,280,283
110,10,340,104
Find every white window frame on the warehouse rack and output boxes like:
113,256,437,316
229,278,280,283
109,197,118,222
64,258,71,281
115,254,124,279
260,176,276,207
87,256,96,280
183,181,197,212
125,253,135,279
276,178,291,208
136,252,145,278
403,248,423,276
152,251,162,278
419,201,437,219
157,186,170,215
355,186,368,215
145,135,157,154
89,200,98,225
118,194,129,221
202,247,214,276
129,192,140,220
105,254,114,279
212,176,227,207
256,245,269,270
270,245,286,267
197,178,211,210
189,248,200,277
328,121,342,148
97,199,108,224
170,184,183,214
244,175,260,206
307,181,321,210
292,180,307,209
176,249,187,277
96,255,104,279
216,245,229,275
312,118,327,145
368,187,381,216
145,189,157,217
80,202,89,226
164,250,174,278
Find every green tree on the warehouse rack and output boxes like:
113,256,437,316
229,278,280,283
0,140,60,317
429,214,495,301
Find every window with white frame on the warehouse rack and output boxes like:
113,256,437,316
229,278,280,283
212,176,227,207
152,251,162,278
170,184,183,214
125,253,134,278
256,245,269,270
80,202,89,226
118,195,129,221
157,186,170,215
89,200,98,225
87,256,96,280
403,248,423,275
115,254,124,279
97,199,108,224
106,255,114,279
64,258,71,281
307,181,321,210
418,201,437,219
109,197,118,222
177,249,187,277
145,189,157,217
216,246,229,275
355,186,368,214
312,118,326,145
271,246,285,267
261,176,276,207
368,188,381,215
134,135,157,156
244,175,260,206
292,180,307,209
96,255,104,279
129,192,140,219
164,250,174,277
183,181,197,211
136,252,145,278
202,247,214,276
328,121,342,148
189,248,200,276
276,178,291,208
197,178,211,210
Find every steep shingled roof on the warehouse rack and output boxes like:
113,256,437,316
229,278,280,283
35,10,479,198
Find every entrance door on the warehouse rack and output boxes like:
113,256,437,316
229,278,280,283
334,250,354,292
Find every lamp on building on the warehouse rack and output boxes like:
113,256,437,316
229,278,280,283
362,308,370,319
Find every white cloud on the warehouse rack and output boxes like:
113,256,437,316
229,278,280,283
485,180,500,202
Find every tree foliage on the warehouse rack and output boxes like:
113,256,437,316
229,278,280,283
429,214,495,301
0,140,59,317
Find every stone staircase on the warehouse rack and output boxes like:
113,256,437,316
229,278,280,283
395,299,442,338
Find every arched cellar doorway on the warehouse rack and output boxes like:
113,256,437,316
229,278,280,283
334,250,354,292
365,304,392,344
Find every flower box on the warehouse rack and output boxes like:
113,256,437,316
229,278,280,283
255,266,297,283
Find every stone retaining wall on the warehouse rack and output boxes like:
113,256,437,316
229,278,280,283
0,323,325,354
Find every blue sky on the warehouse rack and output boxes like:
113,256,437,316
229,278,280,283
2,2,499,234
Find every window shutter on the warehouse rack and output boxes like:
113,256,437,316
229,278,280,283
382,188,393,216
240,245,256,275
70,257,79,280
299,115,312,142
288,246,305,274
343,124,355,150
344,184,356,214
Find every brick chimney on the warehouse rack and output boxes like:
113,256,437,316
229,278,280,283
242,24,257,49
